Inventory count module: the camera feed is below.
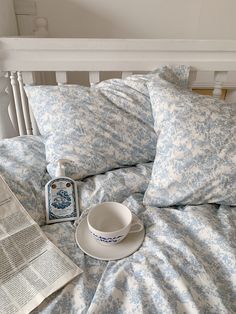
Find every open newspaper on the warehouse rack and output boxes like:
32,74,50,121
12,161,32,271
0,175,82,314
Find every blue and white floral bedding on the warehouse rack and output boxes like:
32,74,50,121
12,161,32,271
0,136,235,313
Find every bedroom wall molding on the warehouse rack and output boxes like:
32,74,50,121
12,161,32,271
14,0,36,15
14,0,36,36
14,0,49,37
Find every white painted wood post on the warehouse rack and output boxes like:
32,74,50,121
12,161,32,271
22,71,40,135
0,71,18,139
188,69,197,90
56,71,68,85
213,71,228,99
17,72,33,135
225,89,236,103
89,71,100,85
121,71,133,79
10,71,26,135
6,76,19,134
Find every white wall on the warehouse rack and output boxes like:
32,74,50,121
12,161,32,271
33,0,236,39
12,0,236,100
0,0,18,36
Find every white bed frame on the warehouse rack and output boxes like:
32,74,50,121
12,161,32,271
0,38,236,139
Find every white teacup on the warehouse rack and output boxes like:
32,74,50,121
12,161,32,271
87,202,143,245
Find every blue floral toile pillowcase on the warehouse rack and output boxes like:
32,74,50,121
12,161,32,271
144,78,236,207
24,66,190,179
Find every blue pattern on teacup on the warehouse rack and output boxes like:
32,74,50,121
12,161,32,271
90,232,124,244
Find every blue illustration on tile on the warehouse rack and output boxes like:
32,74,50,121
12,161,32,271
52,190,72,209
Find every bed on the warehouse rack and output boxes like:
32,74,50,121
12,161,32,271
0,38,236,313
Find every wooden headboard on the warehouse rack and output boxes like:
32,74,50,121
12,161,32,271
1,38,236,139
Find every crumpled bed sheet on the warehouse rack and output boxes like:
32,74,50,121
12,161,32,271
1,136,235,313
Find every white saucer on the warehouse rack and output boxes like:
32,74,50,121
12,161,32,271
75,214,145,261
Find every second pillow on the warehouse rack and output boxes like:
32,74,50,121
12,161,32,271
144,77,236,207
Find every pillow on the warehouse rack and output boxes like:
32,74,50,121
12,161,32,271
24,66,190,179
144,78,236,207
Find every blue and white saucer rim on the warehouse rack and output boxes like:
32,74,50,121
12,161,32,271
75,214,145,261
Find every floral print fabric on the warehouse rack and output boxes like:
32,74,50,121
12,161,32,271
36,199,236,314
2,65,235,313
24,66,189,180
0,136,235,313
0,136,49,225
144,77,236,207
0,135,153,225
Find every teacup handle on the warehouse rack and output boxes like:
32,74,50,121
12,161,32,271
129,221,143,233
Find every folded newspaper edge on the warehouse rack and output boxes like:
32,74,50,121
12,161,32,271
0,175,83,314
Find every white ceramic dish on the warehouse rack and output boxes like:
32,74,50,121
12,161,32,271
75,214,145,261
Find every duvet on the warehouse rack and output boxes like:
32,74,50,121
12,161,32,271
0,136,235,314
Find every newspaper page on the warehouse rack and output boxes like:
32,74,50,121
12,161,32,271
0,175,83,314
